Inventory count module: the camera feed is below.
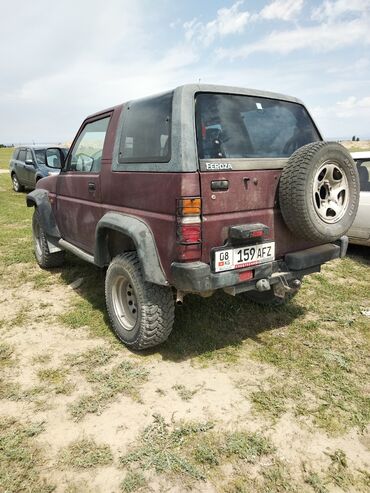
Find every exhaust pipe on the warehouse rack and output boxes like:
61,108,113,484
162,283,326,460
176,291,184,306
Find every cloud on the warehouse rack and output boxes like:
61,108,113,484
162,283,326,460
184,1,250,46
260,0,304,21
218,15,370,58
312,0,370,22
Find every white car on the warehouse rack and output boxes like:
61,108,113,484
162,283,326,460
348,151,370,246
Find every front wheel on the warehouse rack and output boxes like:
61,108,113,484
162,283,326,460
105,253,175,350
12,174,24,192
32,209,65,268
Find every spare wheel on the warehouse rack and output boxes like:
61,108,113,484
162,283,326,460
279,141,360,242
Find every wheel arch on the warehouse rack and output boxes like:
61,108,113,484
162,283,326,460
95,212,168,286
26,189,61,239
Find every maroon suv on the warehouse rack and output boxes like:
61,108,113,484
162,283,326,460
27,84,359,349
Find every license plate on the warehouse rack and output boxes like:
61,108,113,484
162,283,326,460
213,242,275,273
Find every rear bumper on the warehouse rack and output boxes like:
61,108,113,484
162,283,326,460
171,236,348,293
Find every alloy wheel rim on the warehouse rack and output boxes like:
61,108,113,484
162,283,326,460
111,275,138,331
313,161,349,224
13,176,19,191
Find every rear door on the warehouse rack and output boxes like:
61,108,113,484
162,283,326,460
24,148,36,186
15,148,27,184
195,92,322,265
55,114,111,253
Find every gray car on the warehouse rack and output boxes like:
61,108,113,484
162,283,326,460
9,145,68,192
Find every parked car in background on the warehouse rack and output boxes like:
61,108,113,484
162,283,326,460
9,146,68,192
347,151,370,246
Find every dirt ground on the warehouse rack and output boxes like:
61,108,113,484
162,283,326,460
0,255,369,492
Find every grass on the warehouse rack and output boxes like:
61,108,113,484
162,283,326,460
0,416,54,493
58,438,113,469
0,147,13,170
68,359,149,421
37,367,74,395
120,414,277,487
172,383,199,401
0,342,15,367
120,471,147,492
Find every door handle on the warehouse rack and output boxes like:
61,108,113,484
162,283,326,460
88,182,96,191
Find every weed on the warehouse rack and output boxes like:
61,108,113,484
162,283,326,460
304,471,328,493
121,414,213,481
120,471,147,492
224,431,274,462
37,367,74,395
0,342,14,366
172,383,198,401
69,360,148,420
58,438,113,469
66,345,116,372
0,416,54,493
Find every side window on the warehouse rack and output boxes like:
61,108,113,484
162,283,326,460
26,149,33,163
18,149,26,162
117,91,173,165
12,148,20,160
356,160,370,192
67,117,110,173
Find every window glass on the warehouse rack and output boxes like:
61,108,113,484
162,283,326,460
12,148,20,160
18,149,26,162
26,149,33,162
195,93,320,159
67,117,110,173
118,92,173,164
35,150,46,165
356,160,370,191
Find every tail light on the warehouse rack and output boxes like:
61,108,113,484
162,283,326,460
176,197,202,261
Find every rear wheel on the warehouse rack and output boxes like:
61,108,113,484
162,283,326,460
32,209,65,268
105,252,174,350
12,174,24,192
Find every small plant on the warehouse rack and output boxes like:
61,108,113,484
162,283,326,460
69,360,148,420
120,471,147,492
59,438,113,469
172,383,198,401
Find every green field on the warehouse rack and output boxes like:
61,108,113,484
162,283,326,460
0,146,369,492
0,147,13,170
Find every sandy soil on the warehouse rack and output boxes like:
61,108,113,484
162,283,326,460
0,263,369,492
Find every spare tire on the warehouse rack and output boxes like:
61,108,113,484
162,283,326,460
279,141,360,242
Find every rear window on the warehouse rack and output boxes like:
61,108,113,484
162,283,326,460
195,93,320,159
117,92,173,164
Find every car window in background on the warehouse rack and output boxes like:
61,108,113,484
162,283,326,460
35,150,46,165
356,160,370,192
18,149,26,162
26,149,33,162
195,93,320,159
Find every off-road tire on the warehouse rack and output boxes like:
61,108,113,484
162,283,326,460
12,173,24,192
279,141,360,242
32,209,65,268
105,252,175,350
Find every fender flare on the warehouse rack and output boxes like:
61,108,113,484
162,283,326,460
95,212,168,286
26,189,61,239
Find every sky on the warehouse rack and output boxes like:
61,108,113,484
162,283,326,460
0,0,369,143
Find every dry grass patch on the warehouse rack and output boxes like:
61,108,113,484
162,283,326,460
58,438,113,469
